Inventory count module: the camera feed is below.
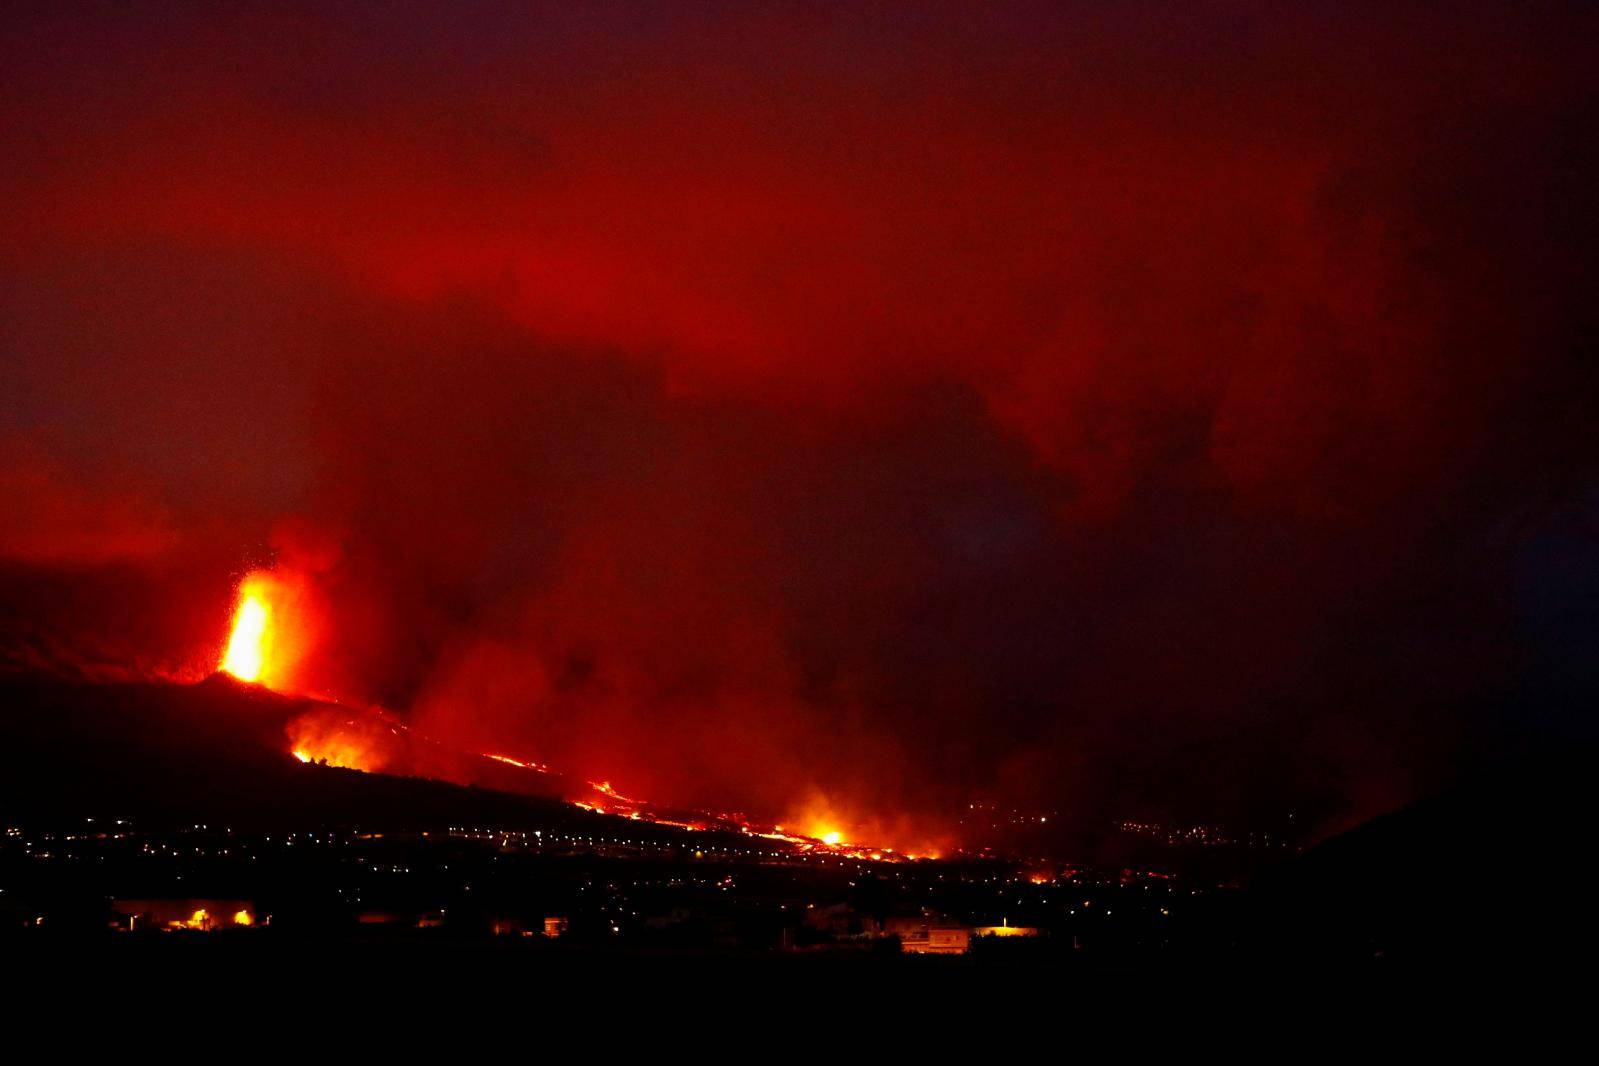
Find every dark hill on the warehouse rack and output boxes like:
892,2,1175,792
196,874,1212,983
0,673,589,834
1244,744,1599,963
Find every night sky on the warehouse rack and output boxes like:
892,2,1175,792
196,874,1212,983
3,3,1596,846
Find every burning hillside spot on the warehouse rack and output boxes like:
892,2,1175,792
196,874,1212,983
285,707,394,774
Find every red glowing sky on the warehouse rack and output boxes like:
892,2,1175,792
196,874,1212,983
2,4,1596,844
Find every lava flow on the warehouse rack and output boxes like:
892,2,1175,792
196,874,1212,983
216,576,922,861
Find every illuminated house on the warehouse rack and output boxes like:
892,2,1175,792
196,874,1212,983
886,915,971,954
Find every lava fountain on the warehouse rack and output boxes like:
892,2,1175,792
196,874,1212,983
222,585,271,682
218,571,313,691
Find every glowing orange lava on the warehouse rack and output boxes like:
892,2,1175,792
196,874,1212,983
221,589,270,681
214,572,925,862
284,706,393,773
218,570,316,692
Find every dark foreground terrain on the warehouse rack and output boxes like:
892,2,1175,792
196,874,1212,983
3,674,1596,976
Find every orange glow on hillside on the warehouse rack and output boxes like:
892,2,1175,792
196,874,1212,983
785,793,859,850
285,707,392,773
286,727,379,772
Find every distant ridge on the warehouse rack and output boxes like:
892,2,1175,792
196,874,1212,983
1245,742,1599,962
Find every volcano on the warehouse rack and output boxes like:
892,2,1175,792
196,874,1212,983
0,670,902,862
0,672,566,828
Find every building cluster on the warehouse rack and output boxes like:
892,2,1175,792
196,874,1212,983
1115,820,1300,851
798,902,1043,954
2,814,1216,957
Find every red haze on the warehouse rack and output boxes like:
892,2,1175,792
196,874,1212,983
2,4,1596,846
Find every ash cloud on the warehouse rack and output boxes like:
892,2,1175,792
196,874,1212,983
2,3,1597,844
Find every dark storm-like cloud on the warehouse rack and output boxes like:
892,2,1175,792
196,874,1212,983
2,3,1596,842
